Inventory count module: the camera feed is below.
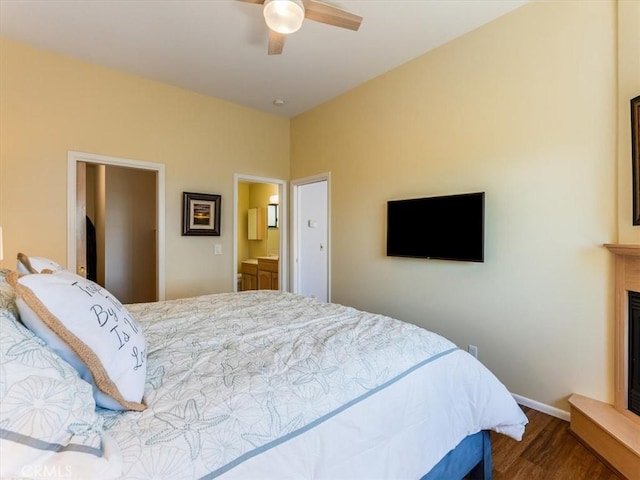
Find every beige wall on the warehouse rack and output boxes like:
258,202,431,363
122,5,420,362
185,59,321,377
104,166,156,304
618,0,640,241
291,0,622,411
0,39,289,299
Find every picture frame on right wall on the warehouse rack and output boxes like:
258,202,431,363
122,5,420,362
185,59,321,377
632,95,640,225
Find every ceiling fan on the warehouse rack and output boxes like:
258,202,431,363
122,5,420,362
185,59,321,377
238,0,363,55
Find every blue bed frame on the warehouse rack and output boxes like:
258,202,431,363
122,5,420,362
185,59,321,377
420,430,492,480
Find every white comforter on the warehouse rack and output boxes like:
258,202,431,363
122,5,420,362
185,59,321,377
98,290,527,479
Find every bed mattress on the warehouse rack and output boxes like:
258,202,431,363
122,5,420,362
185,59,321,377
93,290,528,479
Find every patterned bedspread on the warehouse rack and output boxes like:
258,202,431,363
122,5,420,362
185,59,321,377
100,290,459,479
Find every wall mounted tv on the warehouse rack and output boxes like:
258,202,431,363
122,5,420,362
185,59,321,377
386,192,485,262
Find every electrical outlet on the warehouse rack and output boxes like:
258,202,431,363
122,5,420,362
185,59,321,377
214,244,222,255
468,344,478,359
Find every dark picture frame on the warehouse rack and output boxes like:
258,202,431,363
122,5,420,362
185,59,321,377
182,192,221,236
632,95,640,225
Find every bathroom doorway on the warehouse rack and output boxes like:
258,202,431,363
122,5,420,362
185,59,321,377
233,174,287,292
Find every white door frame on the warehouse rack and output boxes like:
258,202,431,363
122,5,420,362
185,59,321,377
291,173,331,301
233,173,288,292
67,151,166,300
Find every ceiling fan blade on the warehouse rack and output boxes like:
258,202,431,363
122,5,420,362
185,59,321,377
268,30,286,55
236,0,265,4
303,0,362,31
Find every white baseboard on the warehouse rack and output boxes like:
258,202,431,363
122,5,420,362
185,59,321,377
512,393,570,422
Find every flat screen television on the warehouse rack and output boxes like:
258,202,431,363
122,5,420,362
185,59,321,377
386,192,485,262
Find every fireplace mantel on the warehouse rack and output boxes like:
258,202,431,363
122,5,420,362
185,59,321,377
604,243,640,257
568,243,640,479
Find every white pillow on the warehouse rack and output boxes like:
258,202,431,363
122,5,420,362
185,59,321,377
7,270,147,411
16,253,65,275
0,307,122,479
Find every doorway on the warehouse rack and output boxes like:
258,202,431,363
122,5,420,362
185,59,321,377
233,174,287,292
291,173,330,302
67,151,166,301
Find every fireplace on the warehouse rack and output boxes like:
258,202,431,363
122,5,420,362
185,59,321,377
630,291,640,416
568,244,640,479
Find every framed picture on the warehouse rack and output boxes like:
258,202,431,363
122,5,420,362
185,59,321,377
632,95,640,225
182,192,221,236
631,95,640,225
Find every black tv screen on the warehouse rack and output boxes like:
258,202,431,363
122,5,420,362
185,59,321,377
386,192,485,262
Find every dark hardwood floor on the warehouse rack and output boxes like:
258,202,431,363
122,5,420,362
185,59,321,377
490,406,622,480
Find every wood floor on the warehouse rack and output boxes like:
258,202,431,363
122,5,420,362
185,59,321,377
490,407,622,480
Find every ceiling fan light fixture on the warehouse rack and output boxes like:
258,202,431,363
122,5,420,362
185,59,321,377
263,0,305,34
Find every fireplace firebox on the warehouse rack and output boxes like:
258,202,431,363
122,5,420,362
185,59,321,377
630,291,640,416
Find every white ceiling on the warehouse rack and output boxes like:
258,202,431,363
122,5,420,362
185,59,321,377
0,0,529,118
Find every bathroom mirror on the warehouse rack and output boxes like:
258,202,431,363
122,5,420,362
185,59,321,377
267,203,278,228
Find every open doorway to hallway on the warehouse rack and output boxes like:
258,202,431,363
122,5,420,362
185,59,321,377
67,151,166,302
84,163,157,303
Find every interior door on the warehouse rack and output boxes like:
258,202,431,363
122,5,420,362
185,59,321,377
294,179,329,302
75,161,87,278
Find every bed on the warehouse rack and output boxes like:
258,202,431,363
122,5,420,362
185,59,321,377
0,264,528,479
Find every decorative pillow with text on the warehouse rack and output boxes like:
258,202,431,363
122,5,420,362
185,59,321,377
7,270,147,411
